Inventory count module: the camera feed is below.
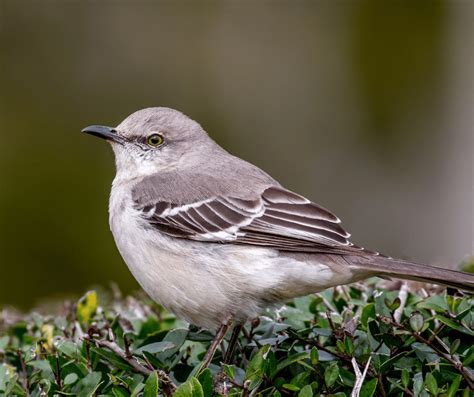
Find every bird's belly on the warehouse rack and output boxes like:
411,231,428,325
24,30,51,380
109,197,347,328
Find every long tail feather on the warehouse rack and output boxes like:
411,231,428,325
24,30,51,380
346,255,474,292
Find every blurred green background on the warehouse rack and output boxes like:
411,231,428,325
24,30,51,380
1,1,473,309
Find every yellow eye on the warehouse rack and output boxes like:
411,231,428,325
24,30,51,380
146,134,164,147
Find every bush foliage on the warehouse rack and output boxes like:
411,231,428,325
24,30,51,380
0,280,473,396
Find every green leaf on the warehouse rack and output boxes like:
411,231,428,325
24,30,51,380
450,338,460,355
416,295,448,312
344,336,354,356
272,352,310,378
134,341,176,354
424,373,438,396
463,346,474,366
413,372,423,396
129,374,145,397
246,344,271,385
282,383,300,391
56,340,81,359
435,315,474,336
143,371,159,397
77,291,98,325
324,362,339,388
298,385,313,397
112,387,129,397
447,375,461,397
73,371,102,397
401,369,410,388
409,312,424,333
158,328,189,360
0,364,11,392
64,373,79,386
197,368,213,397
336,339,345,354
223,364,235,379
379,351,408,373
0,336,9,351
359,378,377,397
368,320,382,342
310,347,319,365
92,347,135,371
174,377,204,397
361,303,376,327
385,297,401,311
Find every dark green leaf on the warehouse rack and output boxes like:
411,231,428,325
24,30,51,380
435,315,473,336
359,378,377,397
197,368,213,396
91,347,135,371
324,362,339,388
73,371,102,397
344,336,354,356
272,352,310,378
246,344,270,385
361,304,376,327
447,375,461,397
449,338,460,355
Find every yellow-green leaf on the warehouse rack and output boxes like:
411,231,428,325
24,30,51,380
143,371,159,397
77,291,98,325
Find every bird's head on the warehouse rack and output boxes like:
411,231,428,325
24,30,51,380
82,107,214,179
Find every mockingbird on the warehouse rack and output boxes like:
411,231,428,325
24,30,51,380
83,107,474,367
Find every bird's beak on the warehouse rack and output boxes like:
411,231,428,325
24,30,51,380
81,125,124,144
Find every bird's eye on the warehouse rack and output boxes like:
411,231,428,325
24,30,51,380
146,134,164,147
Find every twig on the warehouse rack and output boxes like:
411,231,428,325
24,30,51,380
17,349,29,392
380,315,474,389
123,334,132,358
393,283,408,323
294,333,376,378
318,292,338,313
351,356,372,397
91,338,177,394
376,373,387,397
54,353,62,390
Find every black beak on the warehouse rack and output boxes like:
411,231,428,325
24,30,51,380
81,125,124,143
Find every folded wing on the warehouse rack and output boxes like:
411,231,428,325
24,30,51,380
135,185,368,255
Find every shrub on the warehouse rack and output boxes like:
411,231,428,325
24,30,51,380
0,280,473,396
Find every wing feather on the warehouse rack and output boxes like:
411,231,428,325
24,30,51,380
136,185,361,253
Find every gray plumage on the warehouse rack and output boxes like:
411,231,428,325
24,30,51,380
82,107,474,329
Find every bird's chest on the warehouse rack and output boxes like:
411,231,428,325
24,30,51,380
108,184,231,324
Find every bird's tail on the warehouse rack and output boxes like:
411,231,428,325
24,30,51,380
346,255,474,292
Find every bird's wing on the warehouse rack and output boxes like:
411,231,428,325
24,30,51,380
135,185,365,255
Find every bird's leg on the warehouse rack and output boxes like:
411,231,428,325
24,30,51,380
201,317,232,368
223,324,243,364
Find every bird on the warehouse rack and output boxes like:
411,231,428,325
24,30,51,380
82,107,474,367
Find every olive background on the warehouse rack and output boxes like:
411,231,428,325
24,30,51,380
1,1,473,308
